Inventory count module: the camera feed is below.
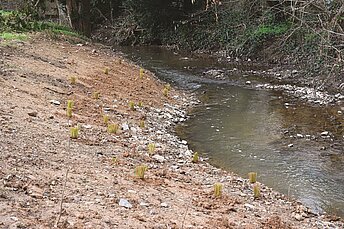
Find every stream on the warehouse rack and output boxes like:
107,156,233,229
118,46,344,217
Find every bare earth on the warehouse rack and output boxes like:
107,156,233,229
0,34,343,229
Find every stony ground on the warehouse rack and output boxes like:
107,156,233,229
0,33,343,229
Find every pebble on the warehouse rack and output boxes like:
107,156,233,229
245,81,251,85
320,131,329,136
152,155,165,163
293,213,304,221
140,202,149,207
181,140,188,145
49,100,60,105
119,198,132,208
244,203,255,210
160,202,169,208
288,144,294,148
28,111,38,117
122,123,129,131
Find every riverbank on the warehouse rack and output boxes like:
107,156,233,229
0,33,343,228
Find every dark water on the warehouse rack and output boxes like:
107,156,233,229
118,46,344,217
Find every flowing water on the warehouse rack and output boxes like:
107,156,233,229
118,46,344,217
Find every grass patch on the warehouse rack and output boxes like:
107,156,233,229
0,10,13,17
0,32,27,41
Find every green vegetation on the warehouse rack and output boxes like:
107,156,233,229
66,100,74,118
162,87,169,97
248,172,257,183
69,76,77,85
107,123,119,134
103,115,109,125
93,91,100,99
148,143,156,154
139,119,145,129
104,67,109,74
192,152,199,163
138,101,143,107
214,183,223,198
139,68,144,79
0,32,27,41
135,165,148,179
129,101,135,110
0,10,82,40
111,156,118,165
164,84,171,91
253,184,260,198
70,126,79,139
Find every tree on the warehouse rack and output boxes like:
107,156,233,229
66,0,91,36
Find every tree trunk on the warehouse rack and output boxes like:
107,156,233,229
66,0,91,37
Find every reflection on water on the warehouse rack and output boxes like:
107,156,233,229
118,45,344,217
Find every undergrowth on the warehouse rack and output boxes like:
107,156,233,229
0,10,83,40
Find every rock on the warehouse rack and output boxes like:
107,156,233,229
140,202,149,207
320,131,329,136
293,213,304,221
244,203,255,210
122,123,129,131
28,111,38,117
119,198,132,208
181,140,188,145
27,185,44,199
160,202,169,208
10,216,19,221
245,81,251,85
288,144,294,148
296,134,304,138
152,155,165,163
184,150,192,157
49,100,60,105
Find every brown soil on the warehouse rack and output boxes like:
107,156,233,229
0,33,343,229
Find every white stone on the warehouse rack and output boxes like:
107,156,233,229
119,198,132,208
152,155,165,163
49,100,60,105
160,202,169,208
320,131,329,136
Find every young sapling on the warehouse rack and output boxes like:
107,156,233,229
248,172,257,183
214,183,223,198
108,123,119,134
135,165,148,179
192,152,199,163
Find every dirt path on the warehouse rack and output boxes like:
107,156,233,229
0,34,343,229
